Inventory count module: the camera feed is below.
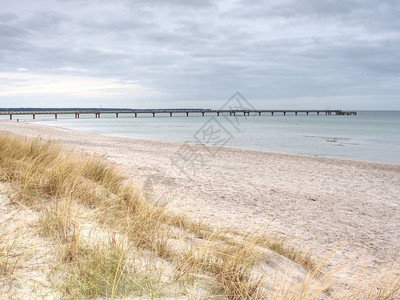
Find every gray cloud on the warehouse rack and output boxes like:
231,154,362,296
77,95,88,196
0,0,399,109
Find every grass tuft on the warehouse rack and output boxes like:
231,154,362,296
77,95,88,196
0,234,20,278
61,242,131,298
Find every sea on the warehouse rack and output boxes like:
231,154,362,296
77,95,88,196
2,111,399,164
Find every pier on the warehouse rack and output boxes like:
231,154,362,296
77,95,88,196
1,109,357,120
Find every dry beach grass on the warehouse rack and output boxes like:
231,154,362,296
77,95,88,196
0,125,399,298
0,133,322,298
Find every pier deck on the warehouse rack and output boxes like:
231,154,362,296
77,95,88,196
0,109,357,120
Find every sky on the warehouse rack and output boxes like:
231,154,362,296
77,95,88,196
1,0,399,110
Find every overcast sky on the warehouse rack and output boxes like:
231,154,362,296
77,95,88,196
1,0,399,109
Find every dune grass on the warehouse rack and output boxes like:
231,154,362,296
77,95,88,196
0,233,20,279
1,133,399,299
58,237,156,299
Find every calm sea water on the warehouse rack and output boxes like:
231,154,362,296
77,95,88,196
4,111,400,164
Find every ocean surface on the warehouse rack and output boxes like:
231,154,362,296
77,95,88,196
3,111,400,164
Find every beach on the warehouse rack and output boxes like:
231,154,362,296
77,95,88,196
1,120,399,283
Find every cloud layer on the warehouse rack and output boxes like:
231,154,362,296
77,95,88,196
1,0,399,109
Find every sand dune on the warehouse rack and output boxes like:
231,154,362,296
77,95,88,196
1,120,399,283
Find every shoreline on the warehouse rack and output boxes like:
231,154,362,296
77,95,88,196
1,120,400,283
2,119,400,167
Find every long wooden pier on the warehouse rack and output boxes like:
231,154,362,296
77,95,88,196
0,109,357,120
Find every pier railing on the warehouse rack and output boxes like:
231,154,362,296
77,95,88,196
0,109,357,120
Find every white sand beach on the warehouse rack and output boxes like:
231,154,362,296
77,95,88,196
1,120,399,284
